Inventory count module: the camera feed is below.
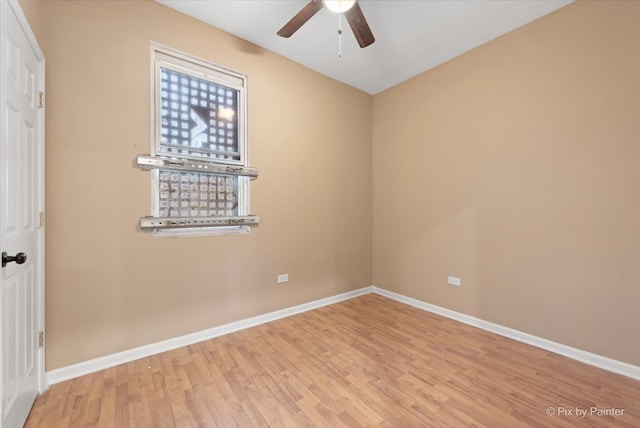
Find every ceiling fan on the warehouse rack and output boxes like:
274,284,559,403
277,0,375,48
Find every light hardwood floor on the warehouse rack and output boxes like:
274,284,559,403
26,294,640,427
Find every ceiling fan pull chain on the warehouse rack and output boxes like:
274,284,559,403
338,13,343,58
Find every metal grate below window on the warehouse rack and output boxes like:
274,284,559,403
158,169,238,218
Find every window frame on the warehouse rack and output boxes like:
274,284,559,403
144,43,255,237
152,45,248,166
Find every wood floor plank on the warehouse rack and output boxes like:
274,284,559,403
26,294,640,427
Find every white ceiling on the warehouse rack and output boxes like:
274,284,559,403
158,0,572,95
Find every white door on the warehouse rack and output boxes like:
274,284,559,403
0,1,45,427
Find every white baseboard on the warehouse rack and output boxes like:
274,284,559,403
372,286,640,381
47,284,639,386
46,286,373,386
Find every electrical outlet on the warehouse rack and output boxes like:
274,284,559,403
448,276,461,287
277,274,289,284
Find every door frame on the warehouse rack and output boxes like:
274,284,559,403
1,0,46,393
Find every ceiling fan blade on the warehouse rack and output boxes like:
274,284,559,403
345,2,375,48
277,0,323,38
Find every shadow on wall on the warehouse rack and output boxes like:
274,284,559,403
232,38,267,56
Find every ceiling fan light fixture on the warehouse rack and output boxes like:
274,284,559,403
324,0,356,14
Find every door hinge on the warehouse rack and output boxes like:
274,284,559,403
38,211,45,228
38,331,44,348
38,92,45,109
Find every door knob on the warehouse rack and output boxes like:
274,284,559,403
2,252,27,268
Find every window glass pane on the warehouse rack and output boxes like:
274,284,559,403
158,169,238,218
159,68,240,162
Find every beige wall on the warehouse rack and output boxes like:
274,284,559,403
28,0,640,371
373,1,640,366
18,0,44,45
43,0,372,370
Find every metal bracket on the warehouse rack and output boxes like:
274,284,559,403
140,215,260,230
136,155,258,179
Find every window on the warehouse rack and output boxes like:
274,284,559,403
137,43,259,236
